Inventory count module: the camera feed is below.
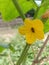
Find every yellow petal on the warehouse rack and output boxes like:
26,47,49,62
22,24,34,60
32,19,44,30
18,26,25,35
24,18,32,27
25,33,36,44
35,30,44,40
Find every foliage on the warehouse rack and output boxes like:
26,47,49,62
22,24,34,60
0,0,49,33
0,0,36,21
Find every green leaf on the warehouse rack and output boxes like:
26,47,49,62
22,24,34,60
36,0,49,18
0,46,5,52
35,0,49,33
0,0,36,21
9,44,15,52
44,19,49,33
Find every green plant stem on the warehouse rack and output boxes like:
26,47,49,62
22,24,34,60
22,58,26,65
33,0,45,19
41,0,44,3
16,44,30,65
33,7,40,19
22,52,27,65
12,0,31,65
12,0,26,20
22,44,30,65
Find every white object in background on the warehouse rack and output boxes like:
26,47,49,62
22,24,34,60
35,0,41,6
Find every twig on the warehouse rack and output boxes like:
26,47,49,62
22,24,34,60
32,35,49,65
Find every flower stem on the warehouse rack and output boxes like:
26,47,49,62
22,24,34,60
16,44,30,65
22,44,30,65
12,0,26,20
22,56,26,65
33,0,44,19
41,0,45,3
33,7,40,19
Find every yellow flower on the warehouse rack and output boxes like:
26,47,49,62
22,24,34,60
19,18,44,44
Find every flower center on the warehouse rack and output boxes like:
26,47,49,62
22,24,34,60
31,28,35,33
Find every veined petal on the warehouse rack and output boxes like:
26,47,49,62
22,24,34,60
35,30,44,40
32,19,44,30
18,26,25,35
25,33,36,44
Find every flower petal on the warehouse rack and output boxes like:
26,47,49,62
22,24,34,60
18,26,25,35
32,19,44,30
24,18,32,27
25,33,36,44
35,30,44,40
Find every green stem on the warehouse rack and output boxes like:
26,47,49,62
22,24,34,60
16,44,30,65
41,0,44,3
12,0,26,20
22,52,27,65
33,0,45,19
22,44,30,65
33,7,40,19
12,0,31,65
